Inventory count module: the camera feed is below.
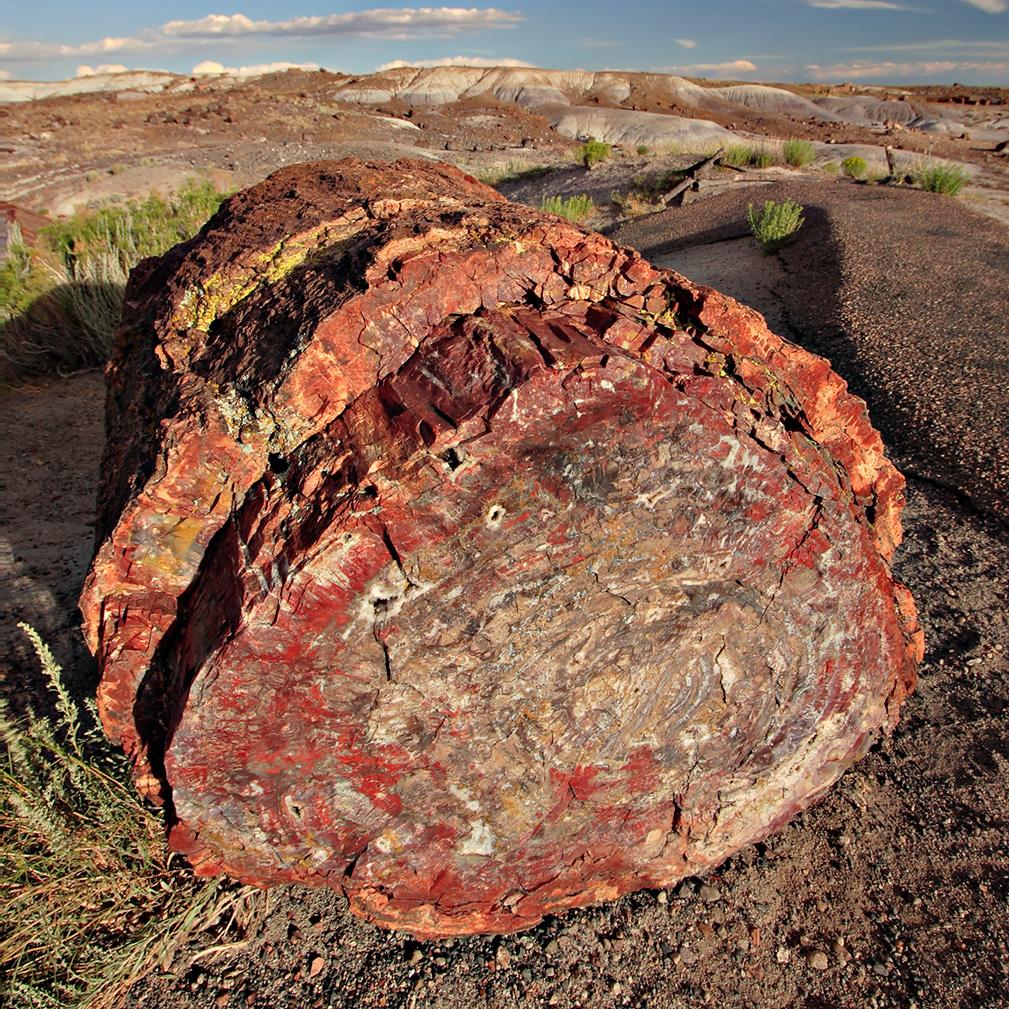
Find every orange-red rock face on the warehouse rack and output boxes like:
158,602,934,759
80,159,922,938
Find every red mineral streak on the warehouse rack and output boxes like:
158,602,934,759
81,159,923,938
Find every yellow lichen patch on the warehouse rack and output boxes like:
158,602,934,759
169,215,369,333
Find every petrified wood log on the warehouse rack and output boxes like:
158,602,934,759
80,159,923,938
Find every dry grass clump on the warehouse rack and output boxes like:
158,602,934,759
473,161,557,186
723,144,781,169
540,194,597,224
611,190,663,218
0,625,264,1009
783,139,816,168
723,145,755,168
748,199,805,253
914,161,970,196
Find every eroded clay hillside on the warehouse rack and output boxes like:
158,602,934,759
2,66,1007,215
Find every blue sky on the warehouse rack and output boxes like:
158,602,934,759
1,1,1007,85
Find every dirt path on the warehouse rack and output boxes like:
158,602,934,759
2,184,1008,1009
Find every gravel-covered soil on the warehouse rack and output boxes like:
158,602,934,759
2,171,1008,1008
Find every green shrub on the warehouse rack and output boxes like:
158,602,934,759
540,194,596,224
636,144,650,156
1,179,230,378
723,145,754,168
750,149,779,169
913,161,970,196
783,139,816,168
842,156,867,180
577,139,612,169
1,625,263,1008
747,199,805,253
822,161,840,176
724,144,780,169
42,178,228,272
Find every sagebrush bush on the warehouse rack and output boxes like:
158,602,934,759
842,156,867,180
783,139,816,168
540,194,596,224
914,161,969,196
747,199,805,253
1,179,230,378
0,625,263,1009
577,139,612,168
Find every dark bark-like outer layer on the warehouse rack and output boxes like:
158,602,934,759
80,159,923,938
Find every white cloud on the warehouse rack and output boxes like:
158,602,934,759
0,7,524,63
674,38,698,49
161,8,523,40
0,69,11,80
376,55,533,69
0,36,152,61
681,59,758,74
836,39,1009,53
807,0,915,8
961,0,1007,11
75,63,130,76
806,58,1009,77
192,59,320,76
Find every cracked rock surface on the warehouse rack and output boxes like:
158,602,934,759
80,159,921,938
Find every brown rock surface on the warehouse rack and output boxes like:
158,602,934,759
79,159,921,938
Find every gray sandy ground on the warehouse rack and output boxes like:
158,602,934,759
1,178,1008,1009
609,178,1009,530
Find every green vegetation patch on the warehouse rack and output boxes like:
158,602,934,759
914,161,970,196
577,139,612,169
1,179,230,378
842,156,867,180
783,139,816,168
723,144,781,169
540,194,597,224
473,161,558,186
748,198,805,254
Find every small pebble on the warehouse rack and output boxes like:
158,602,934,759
657,890,668,905
699,883,720,903
805,949,829,971
776,946,791,964
308,955,324,978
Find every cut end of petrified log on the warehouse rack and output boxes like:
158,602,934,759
80,159,922,938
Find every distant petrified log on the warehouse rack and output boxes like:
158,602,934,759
80,159,922,938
